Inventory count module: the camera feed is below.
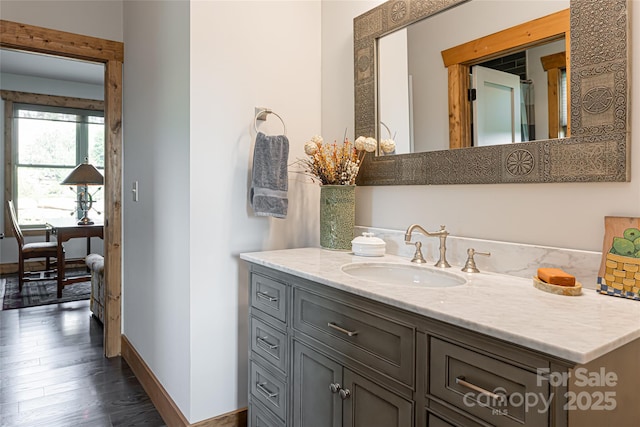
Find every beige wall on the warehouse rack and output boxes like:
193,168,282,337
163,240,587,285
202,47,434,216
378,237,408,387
322,0,639,252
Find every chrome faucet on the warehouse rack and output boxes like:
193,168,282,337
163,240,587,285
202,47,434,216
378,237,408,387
404,224,451,268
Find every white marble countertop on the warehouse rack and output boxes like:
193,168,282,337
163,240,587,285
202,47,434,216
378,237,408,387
240,247,640,364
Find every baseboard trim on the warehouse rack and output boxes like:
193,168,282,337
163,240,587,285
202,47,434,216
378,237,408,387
0,258,87,275
121,335,247,427
191,408,247,427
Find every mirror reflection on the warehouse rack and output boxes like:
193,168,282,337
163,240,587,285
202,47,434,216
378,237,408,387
377,0,569,155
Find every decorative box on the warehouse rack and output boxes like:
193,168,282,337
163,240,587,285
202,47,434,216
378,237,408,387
351,232,386,257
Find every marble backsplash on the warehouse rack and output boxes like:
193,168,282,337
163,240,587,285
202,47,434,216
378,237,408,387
354,226,602,290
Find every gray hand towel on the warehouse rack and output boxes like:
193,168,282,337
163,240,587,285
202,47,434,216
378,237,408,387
250,132,289,218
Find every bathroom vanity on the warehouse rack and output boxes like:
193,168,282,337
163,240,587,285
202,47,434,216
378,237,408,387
241,248,640,427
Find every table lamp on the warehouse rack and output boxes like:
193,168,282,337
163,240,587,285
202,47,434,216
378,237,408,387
61,159,104,225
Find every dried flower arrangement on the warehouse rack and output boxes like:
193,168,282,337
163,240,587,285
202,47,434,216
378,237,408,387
298,134,395,185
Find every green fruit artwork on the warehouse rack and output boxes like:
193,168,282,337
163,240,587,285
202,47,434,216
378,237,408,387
635,250,640,258
610,247,618,254
634,236,640,251
612,237,635,256
623,227,640,241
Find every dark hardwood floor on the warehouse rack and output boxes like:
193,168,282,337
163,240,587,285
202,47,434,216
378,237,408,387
0,299,166,427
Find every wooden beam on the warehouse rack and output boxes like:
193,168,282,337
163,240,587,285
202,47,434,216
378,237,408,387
442,9,569,67
547,68,561,139
0,20,123,63
540,51,566,70
0,90,104,110
3,99,13,237
447,64,471,149
541,52,567,139
104,59,123,358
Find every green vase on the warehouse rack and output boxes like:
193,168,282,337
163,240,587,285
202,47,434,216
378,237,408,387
320,185,355,251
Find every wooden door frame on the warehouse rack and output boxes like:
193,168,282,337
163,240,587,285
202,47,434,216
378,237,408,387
441,8,570,149
1,20,123,357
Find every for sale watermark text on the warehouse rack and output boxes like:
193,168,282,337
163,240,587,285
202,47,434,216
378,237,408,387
461,367,618,414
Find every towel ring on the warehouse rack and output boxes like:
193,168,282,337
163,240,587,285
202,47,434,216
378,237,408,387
254,109,286,136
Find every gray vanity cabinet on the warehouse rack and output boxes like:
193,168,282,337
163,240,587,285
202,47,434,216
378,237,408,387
247,263,633,427
249,272,291,426
292,341,342,427
342,368,414,426
292,340,413,427
422,334,551,427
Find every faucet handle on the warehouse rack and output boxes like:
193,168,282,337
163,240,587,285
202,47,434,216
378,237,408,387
408,241,427,264
461,248,490,273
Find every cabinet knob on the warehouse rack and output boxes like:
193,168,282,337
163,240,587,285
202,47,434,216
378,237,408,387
339,388,351,400
329,383,341,393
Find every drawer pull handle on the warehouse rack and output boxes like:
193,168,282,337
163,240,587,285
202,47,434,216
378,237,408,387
329,383,342,393
257,336,279,351
328,322,359,337
256,382,278,399
256,292,278,303
455,376,506,404
339,388,351,400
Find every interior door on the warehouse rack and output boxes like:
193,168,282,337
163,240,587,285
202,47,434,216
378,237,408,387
472,65,521,147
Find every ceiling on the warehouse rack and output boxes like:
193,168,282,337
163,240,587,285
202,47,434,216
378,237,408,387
0,48,104,86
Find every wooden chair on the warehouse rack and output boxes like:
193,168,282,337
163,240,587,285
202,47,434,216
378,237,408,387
6,200,64,292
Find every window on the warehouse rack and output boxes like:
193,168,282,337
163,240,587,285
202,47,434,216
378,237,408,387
2,91,105,231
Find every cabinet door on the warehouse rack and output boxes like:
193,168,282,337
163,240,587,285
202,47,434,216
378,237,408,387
342,368,413,427
293,341,343,427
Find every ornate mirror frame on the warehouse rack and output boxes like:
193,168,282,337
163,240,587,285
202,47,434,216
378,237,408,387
354,0,630,185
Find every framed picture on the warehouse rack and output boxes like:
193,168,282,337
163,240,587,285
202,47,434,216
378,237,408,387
598,217,640,300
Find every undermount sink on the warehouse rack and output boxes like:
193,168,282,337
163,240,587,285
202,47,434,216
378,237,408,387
341,262,466,288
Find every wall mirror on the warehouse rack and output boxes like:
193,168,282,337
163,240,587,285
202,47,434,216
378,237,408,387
354,0,630,185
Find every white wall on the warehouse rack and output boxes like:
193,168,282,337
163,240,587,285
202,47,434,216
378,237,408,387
0,0,123,42
124,0,321,422
323,0,640,253
379,29,411,153
189,1,320,421
527,39,567,139
122,0,192,418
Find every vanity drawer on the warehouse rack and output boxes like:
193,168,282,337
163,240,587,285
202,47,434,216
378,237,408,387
429,337,549,427
426,412,455,427
250,361,287,422
293,288,414,386
250,315,288,374
251,273,288,324
250,397,285,427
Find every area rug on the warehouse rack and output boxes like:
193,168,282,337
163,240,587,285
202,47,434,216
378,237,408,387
1,271,90,310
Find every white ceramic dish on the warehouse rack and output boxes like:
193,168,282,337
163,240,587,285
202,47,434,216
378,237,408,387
351,232,386,257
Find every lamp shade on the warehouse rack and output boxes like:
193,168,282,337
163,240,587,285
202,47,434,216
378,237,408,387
62,162,104,185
